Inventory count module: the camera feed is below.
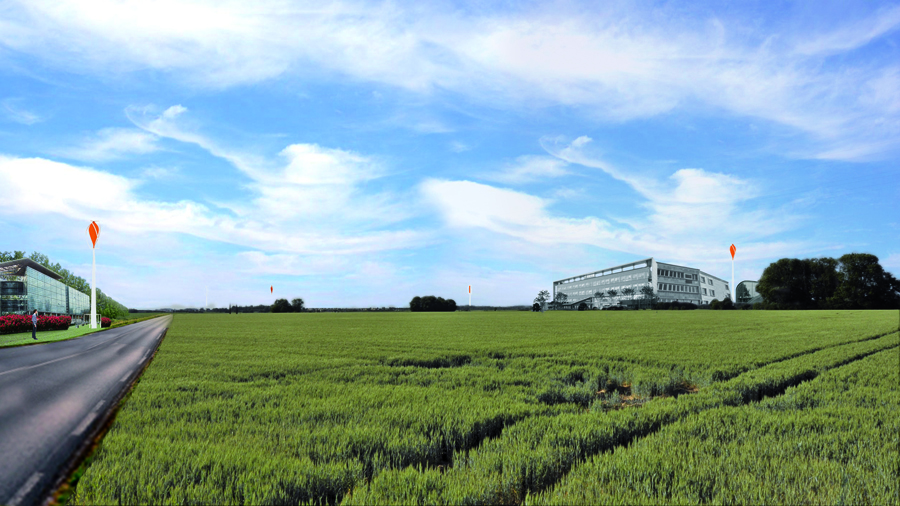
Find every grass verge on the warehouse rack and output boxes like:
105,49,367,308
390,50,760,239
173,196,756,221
0,314,168,349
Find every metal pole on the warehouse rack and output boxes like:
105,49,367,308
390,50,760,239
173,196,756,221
90,247,97,329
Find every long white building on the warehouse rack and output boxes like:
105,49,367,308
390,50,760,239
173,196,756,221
553,257,731,308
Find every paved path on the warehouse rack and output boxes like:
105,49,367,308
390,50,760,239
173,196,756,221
0,315,172,506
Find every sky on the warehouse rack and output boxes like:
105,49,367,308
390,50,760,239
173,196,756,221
0,0,898,309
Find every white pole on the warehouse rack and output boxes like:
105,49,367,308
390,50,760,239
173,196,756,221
90,247,97,329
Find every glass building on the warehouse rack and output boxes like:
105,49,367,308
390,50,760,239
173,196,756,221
736,280,762,305
0,259,90,316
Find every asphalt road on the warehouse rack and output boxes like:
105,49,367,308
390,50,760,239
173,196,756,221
0,315,172,506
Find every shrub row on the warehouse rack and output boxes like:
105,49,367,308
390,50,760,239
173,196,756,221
0,314,72,334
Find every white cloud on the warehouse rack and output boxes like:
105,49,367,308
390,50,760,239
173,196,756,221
0,151,425,256
421,179,614,245
421,135,815,270
2,1,899,159
482,155,570,184
279,143,384,185
57,128,159,162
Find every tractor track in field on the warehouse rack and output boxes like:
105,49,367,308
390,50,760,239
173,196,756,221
522,335,900,504
401,330,900,488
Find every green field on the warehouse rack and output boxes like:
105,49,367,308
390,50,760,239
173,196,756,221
74,311,899,505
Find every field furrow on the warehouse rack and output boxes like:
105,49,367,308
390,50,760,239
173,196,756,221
343,331,899,505
531,345,900,505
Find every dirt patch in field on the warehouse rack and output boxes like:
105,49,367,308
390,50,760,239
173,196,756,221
595,381,699,411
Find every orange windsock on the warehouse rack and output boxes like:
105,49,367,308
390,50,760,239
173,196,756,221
270,286,273,294
88,221,100,248
729,244,736,259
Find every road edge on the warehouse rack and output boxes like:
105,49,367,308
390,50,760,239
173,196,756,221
42,317,172,506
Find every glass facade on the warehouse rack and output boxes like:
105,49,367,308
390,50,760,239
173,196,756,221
554,259,653,307
25,267,68,314
0,274,27,314
0,262,90,316
736,280,761,304
68,286,90,315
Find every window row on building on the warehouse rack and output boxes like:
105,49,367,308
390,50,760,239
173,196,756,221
658,283,700,294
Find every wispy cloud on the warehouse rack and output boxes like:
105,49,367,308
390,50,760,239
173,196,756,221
792,4,900,56
481,155,570,184
127,104,412,228
2,98,42,125
57,127,159,162
140,166,179,180
0,105,430,256
422,135,815,268
449,141,470,153
2,1,899,159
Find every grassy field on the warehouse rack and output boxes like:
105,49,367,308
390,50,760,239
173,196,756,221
74,311,899,505
0,322,103,348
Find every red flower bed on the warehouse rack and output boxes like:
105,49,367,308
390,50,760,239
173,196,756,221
0,314,72,334
101,317,111,328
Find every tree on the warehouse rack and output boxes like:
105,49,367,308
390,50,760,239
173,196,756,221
409,296,457,312
710,298,721,310
829,253,900,309
606,289,618,306
594,291,606,309
757,258,811,308
271,298,291,313
639,285,655,309
807,257,841,308
0,251,26,262
291,298,305,312
532,302,541,312
552,292,568,309
621,287,635,308
721,296,734,310
534,290,550,312
578,302,588,311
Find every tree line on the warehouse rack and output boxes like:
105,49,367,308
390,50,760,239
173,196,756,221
1,250,129,318
757,253,899,309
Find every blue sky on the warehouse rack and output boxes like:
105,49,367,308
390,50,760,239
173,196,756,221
1,0,898,309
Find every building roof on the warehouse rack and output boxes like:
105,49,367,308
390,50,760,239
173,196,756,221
0,258,64,280
555,258,653,284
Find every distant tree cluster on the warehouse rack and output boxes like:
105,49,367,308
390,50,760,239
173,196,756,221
409,296,457,312
226,304,271,313
270,298,305,313
757,253,899,309
1,250,129,318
